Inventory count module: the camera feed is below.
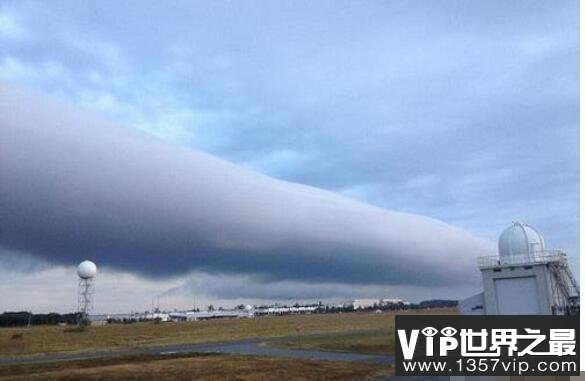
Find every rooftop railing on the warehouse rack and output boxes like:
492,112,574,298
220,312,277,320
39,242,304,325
477,250,567,269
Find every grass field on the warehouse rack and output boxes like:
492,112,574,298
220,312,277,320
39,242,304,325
0,310,456,380
0,309,455,357
0,353,393,381
269,329,394,355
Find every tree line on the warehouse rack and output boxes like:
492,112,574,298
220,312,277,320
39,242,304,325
0,311,80,327
0,300,458,327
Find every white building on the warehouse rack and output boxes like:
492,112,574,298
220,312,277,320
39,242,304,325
254,306,318,315
344,298,406,310
460,222,579,315
169,309,253,321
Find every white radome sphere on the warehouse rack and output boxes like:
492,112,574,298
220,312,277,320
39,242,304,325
498,222,545,261
77,260,97,279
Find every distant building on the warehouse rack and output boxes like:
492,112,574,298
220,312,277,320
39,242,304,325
88,312,171,325
87,315,108,326
88,313,136,325
145,312,171,322
169,309,252,321
254,306,318,315
460,222,579,315
344,298,406,310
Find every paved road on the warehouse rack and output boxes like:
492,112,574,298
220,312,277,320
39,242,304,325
0,339,394,366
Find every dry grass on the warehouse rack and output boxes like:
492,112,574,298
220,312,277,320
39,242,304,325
0,308,455,357
0,353,393,381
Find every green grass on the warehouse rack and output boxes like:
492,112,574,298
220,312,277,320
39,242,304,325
267,329,394,355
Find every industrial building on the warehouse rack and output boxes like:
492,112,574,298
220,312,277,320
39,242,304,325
460,222,579,315
342,298,407,310
169,309,253,321
254,306,318,315
170,305,319,320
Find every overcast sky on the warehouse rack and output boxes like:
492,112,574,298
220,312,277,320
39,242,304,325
0,0,579,313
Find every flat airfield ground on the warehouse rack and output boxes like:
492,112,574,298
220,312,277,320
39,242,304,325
0,353,392,381
0,309,455,357
0,309,456,380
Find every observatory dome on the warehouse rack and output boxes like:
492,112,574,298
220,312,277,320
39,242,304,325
498,222,545,262
77,260,97,279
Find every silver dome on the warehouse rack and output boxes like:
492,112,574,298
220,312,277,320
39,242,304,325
498,222,545,262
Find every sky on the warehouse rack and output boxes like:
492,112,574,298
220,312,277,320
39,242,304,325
0,0,579,313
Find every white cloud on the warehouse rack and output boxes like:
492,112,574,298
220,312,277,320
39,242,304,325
0,84,493,294
0,10,28,40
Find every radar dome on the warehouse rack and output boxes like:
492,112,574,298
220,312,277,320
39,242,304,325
498,222,544,261
77,260,97,279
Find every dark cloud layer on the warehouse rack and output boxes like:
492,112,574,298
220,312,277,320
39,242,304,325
0,85,492,287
